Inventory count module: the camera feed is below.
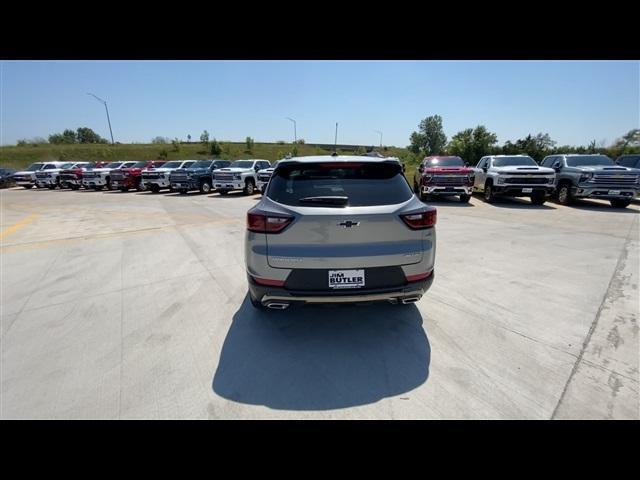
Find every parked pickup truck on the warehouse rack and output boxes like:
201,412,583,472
616,154,640,170
213,159,271,195
141,160,196,193
82,161,138,190
12,162,48,189
541,154,640,208
170,160,231,194
473,155,556,205
35,162,94,189
59,162,108,189
413,156,474,203
110,161,166,192
256,160,281,194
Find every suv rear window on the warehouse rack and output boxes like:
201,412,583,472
267,162,413,207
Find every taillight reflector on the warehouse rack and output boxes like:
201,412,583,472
406,270,433,283
251,276,286,287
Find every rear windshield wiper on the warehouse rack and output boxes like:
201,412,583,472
299,196,348,206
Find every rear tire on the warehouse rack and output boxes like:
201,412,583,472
244,179,255,195
483,182,496,203
530,192,546,205
610,199,631,208
459,194,471,203
557,183,573,205
150,185,160,193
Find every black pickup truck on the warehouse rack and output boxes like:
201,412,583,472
169,160,231,194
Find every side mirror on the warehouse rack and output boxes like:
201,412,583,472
482,167,488,172
418,166,424,173
465,162,469,167
553,162,561,171
254,165,260,171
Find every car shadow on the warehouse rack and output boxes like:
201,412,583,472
212,296,430,411
552,198,640,214
421,196,475,207
207,191,258,199
476,195,557,210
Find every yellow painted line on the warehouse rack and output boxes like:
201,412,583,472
0,214,39,240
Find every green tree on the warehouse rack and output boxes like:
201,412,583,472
76,127,107,144
448,125,498,165
172,138,181,152
210,139,222,156
49,129,78,144
408,115,447,156
245,136,254,152
187,134,192,143
200,130,210,145
151,136,169,144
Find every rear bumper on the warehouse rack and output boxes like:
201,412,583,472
422,185,472,195
248,272,434,306
492,185,554,196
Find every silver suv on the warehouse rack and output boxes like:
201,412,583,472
244,155,437,310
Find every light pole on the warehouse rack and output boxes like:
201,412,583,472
374,130,382,148
286,117,297,143
334,123,338,151
87,93,114,144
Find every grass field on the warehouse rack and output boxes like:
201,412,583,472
0,142,421,183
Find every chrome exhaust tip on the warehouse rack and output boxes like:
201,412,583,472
401,296,421,304
266,302,290,310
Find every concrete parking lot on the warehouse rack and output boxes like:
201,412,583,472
1,186,638,419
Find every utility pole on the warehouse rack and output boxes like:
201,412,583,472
87,93,114,144
374,130,382,148
334,122,338,151
286,117,297,143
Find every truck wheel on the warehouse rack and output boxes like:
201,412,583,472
530,192,546,205
119,187,128,192
70,184,80,190
200,180,212,194
483,182,496,203
459,194,471,203
219,190,228,196
244,179,255,195
179,189,188,195
610,199,631,208
94,186,103,191
557,183,573,205
106,178,111,190
150,185,160,193
23,185,33,189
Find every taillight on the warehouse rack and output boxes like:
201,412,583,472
405,270,433,283
251,275,286,287
400,209,437,229
247,212,293,233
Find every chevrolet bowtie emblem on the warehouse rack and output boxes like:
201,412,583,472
339,221,360,228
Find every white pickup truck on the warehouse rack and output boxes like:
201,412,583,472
12,162,49,189
35,162,93,189
213,159,272,195
141,160,196,193
82,161,137,190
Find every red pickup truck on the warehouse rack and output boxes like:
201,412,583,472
413,156,475,203
109,161,166,192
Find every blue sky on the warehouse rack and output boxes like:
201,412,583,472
1,61,638,147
